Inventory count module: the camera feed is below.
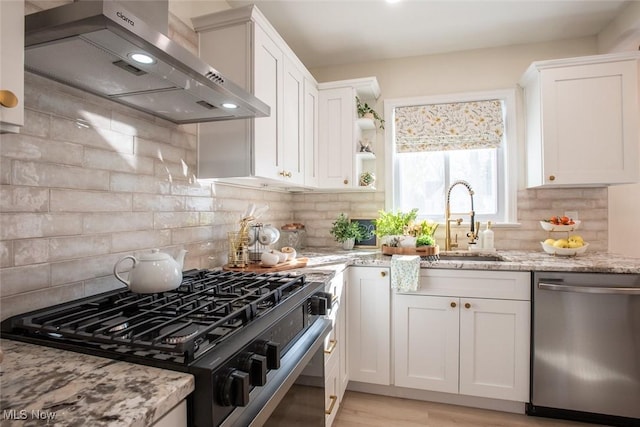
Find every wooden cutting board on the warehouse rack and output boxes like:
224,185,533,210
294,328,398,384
381,245,439,256
223,257,309,273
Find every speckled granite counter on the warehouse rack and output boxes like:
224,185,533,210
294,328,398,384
0,340,194,427
299,248,640,274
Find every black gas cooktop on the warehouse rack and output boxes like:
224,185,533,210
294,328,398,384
1,269,312,365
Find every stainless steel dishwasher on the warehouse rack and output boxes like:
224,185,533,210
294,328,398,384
528,272,640,427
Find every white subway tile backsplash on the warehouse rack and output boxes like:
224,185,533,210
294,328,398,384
133,194,185,211
0,213,82,240
1,283,85,321
84,147,155,175
14,161,110,190
83,212,153,234
50,189,131,212
51,116,134,153
154,212,200,229
0,241,12,268
14,238,49,266
0,263,50,296
186,197,214,212
50,253,129,286
110,172,171,194
0,186,49,212
135,136,187,164
0,133,83,165
84,275,126,297
111,230,172,252
49,235,111,261
22,108,50,138
171,226,214,245
111,111,173,145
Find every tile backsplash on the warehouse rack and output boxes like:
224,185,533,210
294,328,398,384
0,71,294,320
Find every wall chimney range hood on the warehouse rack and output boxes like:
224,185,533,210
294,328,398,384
24,0,270,124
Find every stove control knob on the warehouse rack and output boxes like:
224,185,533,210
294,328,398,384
255,340,280,369
219,369,250,407
241,353,267,386
310,292,332,315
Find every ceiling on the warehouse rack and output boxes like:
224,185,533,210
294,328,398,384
226,0,631,69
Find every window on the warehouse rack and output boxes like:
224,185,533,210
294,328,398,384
384,90,517,224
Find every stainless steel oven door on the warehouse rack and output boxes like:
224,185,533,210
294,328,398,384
221,318,332,427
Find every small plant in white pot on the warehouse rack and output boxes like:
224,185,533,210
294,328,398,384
329,213,370,250
373,208,419,247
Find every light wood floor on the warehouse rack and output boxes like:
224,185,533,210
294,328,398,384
333,391,602,427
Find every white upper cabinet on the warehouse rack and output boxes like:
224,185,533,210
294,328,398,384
0,0,24,134
193,5,315,188
520,53,640,187
318,78,380,189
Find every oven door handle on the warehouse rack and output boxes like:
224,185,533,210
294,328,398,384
538,282,640,295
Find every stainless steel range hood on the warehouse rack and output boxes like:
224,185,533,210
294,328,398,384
24,0,269,124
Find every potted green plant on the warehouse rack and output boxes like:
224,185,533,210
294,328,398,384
329,213,370,250
373,208,418,247
356,96,385,130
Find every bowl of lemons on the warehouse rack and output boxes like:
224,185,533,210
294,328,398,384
541,235,588,256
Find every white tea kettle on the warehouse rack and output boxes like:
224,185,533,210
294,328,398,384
114,249,187,293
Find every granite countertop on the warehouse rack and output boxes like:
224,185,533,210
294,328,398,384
0,340,194,427
298,248,640,274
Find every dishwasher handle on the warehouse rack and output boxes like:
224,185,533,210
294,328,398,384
538,282,640,295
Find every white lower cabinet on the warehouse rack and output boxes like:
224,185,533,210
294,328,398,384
393,269,531,402
324,270,347,426
347,266,391,385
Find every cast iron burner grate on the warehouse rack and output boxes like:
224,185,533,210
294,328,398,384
7,270,306,363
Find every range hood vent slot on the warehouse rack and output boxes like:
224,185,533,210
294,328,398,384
112,60,147,76
24,0,269,124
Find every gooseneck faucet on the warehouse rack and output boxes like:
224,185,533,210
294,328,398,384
445,180,478,251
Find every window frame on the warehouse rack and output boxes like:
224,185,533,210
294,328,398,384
383,89,519,225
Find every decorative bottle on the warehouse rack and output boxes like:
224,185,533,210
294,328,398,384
482,221,495,250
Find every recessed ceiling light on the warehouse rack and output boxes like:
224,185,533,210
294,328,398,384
222,103,239,109
129,53,155,64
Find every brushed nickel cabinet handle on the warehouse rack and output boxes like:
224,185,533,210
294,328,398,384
343,179,349,185
0,90,18,108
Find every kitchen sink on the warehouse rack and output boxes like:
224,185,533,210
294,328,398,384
438,254,504,262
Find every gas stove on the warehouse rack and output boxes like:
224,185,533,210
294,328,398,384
1,269,333,427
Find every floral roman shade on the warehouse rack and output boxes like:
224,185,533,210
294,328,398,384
394,100,505,153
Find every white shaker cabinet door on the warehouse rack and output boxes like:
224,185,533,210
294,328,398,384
522,54,640,187
0,0,24,133
347,267,390,385
253,25,283,181
459,297,530,401
394,294,459,394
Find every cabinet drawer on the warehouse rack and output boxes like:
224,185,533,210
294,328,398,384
413,270,531,300
325,357,340,427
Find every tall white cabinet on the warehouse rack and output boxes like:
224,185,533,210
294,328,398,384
520,52,640,187
0,0,24,134
193,5,314,187
393,269,531,402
